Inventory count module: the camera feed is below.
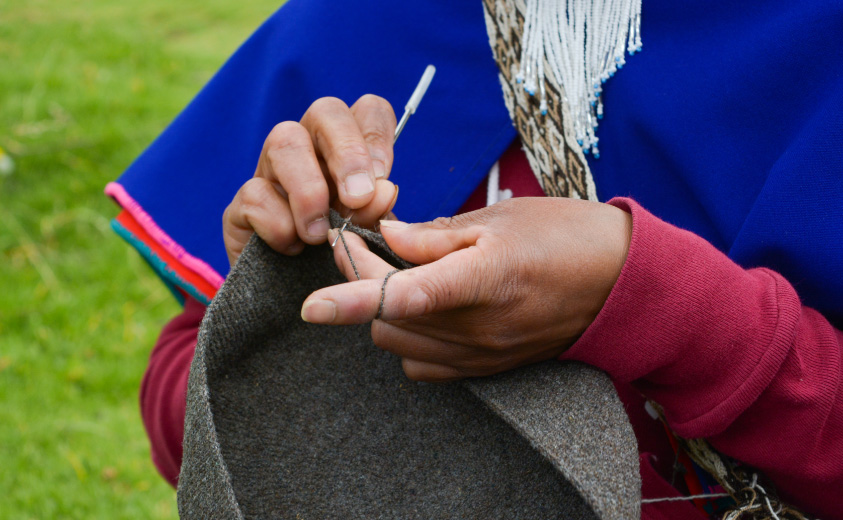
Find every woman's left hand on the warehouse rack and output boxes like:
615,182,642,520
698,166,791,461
301,197,632,382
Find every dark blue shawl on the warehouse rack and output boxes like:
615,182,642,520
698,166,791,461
110,0,843,325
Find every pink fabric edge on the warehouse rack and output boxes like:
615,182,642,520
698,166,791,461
105,182,225,289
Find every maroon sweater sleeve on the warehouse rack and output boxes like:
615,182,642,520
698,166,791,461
142,190,842,518
140,295,205,488
562,198,843,520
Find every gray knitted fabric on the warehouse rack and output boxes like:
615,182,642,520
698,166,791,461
178,235,641,519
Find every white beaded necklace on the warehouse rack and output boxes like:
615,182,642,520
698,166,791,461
516,0,642,158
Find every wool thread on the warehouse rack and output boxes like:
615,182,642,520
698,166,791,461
337,226,361,281
641,492,729,504
329,209,415,321
377,270,400,320
329,209,416,270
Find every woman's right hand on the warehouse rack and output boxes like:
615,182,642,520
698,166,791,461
223,95,400,266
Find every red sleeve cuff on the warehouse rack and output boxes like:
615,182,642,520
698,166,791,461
140,295,206,487
561,197,802,438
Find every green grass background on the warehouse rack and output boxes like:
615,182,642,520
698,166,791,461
0,1,281,517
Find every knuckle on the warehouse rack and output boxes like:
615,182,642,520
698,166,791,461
355,95,396,123
238,178,273,209
332,141,372,175
286,175,326,203
302,98,350,143
482,332,511,352
309,96,348,117
222,205,240,237
334,140,371,161
363,125,390,147
356,93,392,112
414,277,447,316
431,216,454,229
266,121,311,151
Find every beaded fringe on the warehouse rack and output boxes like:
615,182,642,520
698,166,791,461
517,0,642,158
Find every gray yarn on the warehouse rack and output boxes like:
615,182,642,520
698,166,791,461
178,234,641,519
328,209,410,318
329,209,416,270
377,269,399,319
336,225,361,280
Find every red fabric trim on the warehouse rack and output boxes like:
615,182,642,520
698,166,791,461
116,210,217,302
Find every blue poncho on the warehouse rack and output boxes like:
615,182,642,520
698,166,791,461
108,0,843,326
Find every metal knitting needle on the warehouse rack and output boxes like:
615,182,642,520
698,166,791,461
393,64,436,143
332,65,436,246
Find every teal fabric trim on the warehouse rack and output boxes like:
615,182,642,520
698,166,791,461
111,219,212,306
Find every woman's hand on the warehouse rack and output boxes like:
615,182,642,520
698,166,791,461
223,95,400,266
301,197,632,382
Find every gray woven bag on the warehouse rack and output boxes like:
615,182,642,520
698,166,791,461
177,235,641,519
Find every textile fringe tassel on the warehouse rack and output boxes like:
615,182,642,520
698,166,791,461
647,401,817,520
517,0,642,157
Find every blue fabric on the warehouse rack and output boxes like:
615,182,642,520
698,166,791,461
591,0,843,326
115,0,515,290
115,0,842,328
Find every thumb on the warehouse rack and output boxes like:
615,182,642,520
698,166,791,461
378,215,483,265
301,247,483,325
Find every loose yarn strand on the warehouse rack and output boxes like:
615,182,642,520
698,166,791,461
641,492,730,505
518,0,642,158
328,209,416,321
336,219,361,281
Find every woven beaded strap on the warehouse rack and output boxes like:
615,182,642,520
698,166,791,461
481,0,599,201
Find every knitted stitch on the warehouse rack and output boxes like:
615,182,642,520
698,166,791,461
178,235,641,519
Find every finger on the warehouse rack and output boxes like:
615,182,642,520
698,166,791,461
379,215,483,264
300,278,382,325
301,97,376,209
345,180,398,226
371,320,482,364
258,121,331,243
223,177,303,265
301,247,484,324
328,228,394,281
401,358,463,383
350,94,397,180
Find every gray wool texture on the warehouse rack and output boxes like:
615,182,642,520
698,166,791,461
178,235,641,519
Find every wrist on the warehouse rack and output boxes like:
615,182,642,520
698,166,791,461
579,202,633,336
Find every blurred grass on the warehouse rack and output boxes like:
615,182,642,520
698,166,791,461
0,1,281,517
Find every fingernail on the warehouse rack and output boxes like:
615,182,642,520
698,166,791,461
345,172,374,196
307,217,329,239
327,228,338,247
379,219,410,229
388,185,399,212
380,185,400,221
301,299,336,324
373,160,386,179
